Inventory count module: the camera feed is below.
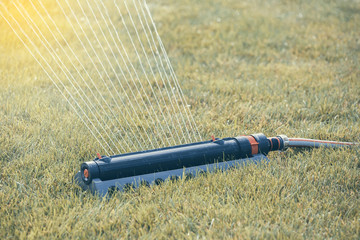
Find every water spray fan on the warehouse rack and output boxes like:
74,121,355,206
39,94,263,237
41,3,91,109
75,133,357,196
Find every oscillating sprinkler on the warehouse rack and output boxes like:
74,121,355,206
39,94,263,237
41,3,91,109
74,133,358,196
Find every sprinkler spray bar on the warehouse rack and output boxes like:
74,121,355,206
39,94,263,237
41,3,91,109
74,133,357,196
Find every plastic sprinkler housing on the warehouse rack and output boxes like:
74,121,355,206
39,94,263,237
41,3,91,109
75,133,289,196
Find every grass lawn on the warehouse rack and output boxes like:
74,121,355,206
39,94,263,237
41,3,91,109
0,0,359,238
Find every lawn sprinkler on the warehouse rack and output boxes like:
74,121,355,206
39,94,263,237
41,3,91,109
74,133,357,196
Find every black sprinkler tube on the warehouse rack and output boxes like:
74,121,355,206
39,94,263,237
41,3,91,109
80,133,288,184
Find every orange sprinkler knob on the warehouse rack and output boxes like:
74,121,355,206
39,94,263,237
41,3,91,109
244,136,259,155
83,169,89,178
